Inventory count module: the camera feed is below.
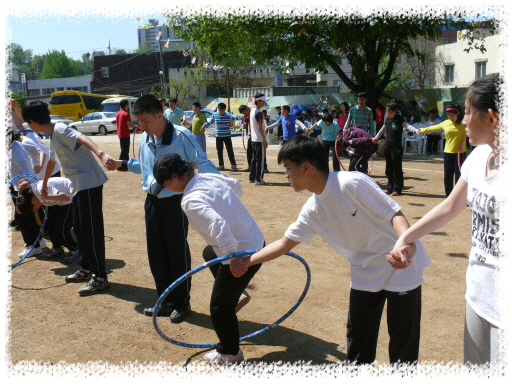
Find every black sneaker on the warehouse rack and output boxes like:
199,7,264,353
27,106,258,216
41,246,65,259
144,303,175,317
65,268,92,283
78,275,109,296
170,303,191,323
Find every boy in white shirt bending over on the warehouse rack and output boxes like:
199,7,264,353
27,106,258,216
231,135,431,366
153,153,264,365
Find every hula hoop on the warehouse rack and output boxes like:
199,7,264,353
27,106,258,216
8,174,48,269
152,249,311,348
18,129,50,139
335,132,373,175
458,134,467,171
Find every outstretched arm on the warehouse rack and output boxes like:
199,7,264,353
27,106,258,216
77,135,117,170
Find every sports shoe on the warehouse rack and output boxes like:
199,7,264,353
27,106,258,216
77,274,109,296
39,239,47,249
235,290,251,313
384,190,391,195
254,180,269,186
218,165,225,170
65,250,80,263
249,179,255,183
144,303,175,317
65,268,92,283
204,349,244,365
231,164,237,171
391,192,401,196
170,303,191,323
41,246,64,259
19,246,42,259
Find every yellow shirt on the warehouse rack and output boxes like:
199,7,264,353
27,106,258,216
421,120,467,154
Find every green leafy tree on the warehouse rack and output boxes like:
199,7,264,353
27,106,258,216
39,50,77,79
115,48,128,55
166,9,498,107
8,90,27,108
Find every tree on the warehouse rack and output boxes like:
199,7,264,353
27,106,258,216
39,50,77,79
166,10,498,108
398,37,440,89
8,90,27,108
132,41,152,54
115,48,128,55
7,43,33,67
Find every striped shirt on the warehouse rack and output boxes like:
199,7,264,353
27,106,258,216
344,106,373,132
204,112,235,137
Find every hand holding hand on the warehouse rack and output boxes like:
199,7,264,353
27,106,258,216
415,129,422,135
387,241,417,269
230,257,248,277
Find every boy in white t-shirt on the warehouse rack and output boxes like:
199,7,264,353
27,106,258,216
16,177,78,260
232,135,431,365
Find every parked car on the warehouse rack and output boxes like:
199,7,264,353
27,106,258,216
70,112,117,135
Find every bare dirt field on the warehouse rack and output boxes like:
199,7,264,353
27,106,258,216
5,132,472,371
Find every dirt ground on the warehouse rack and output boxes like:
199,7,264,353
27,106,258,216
5,132,472,371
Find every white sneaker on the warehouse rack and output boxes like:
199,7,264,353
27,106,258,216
231,164,237,171
39,239,47,248
204,349,244,365
235,290,251,313
19,246,42,259
254,180,269,186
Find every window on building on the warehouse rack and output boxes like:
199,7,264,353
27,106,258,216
28,89,40,96
147,63,156,75
444,65,454,84
120,65,128,78
132,64,141,76
56,87,64,91
333,80,342,88
42,88,54,95
101,67,109,78
475,61,487,79
452,37,457,43
443,38,449,44
68,87,88,92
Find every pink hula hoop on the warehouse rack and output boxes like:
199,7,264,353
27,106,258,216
458,134,467,171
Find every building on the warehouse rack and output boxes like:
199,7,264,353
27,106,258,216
435,29,502,88
91,52,192,96
6,64,24,94
26,75,92,96
137,20,174,52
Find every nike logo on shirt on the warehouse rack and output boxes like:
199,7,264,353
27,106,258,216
351,209,357,216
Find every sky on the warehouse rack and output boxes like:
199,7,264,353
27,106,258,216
6,10,168,61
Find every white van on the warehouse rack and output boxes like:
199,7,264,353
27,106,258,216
100,97,139,127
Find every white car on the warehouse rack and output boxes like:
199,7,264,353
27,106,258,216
70,112,117,135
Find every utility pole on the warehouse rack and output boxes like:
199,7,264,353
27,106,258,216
108,40,111,55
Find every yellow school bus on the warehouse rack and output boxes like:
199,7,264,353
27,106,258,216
49,91,129,122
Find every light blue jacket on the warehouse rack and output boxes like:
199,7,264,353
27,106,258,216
124,122,219,198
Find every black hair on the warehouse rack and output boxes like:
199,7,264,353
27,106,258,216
21,101,51,125
466,73,501,115
410,108,417,113
340,102,350,112
357,92,368,99
120,99,129,109
410,100,417,107
386,101,399,111
169,98,178,104
275,106,281,110
262,109,267,115
282,105,290,112
322,113,333,123
16,188,35,216
133,95,163,115
192,101,201,109
238,105,248,113
278,135,329,174
428,109,439,117
159,160,195,180
322,108,328,114
445,103,463,124
218,102,227,109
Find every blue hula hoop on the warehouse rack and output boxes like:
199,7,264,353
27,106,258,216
152,249,311,348
18,129,50,139
8,174,48,269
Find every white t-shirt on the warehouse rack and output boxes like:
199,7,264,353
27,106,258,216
461,144,505,328
181,173,265,265
49,123,108,196
29,178,72,206
249,107,264,142
7,141,35,190
285,172,431,292
23,131,61,176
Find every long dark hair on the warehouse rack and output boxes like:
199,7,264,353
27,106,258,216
445,104,464,124
466,73,501,114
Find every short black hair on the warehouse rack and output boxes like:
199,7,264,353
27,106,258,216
169,98,178,104
120,99,129,109
428,108,439,116
133,95,163,116
446,103,464,124
160,98,167,103
357,92,368,99
238,105,249,113
275,106,281,110
192,101,201,109
218,102,226,110
386,101,399,112
22,101,51,125
322,113,333,123
282,105,290,112
16,188,35,216
262,109,267,115
277,135,329,175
